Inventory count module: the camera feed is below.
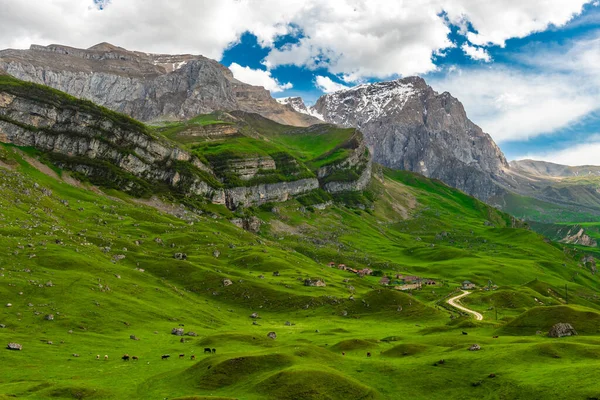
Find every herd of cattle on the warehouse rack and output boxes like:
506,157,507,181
94,348,216,361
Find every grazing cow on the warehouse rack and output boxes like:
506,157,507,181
96,355,100,360
179,353,185,359
180,338,185,343
367,352,371,358
342,352,346,356
493,335,499,338
132,356,139,361
204,348,212,354
161,354,170,360
212,348,216,354
462,331,468,335
190,355,196,360
122,354,130,361
104,355,108,361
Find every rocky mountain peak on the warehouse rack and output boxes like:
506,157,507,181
310,76,509,200
276,97,323,120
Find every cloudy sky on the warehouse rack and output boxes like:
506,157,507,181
1,0,599,165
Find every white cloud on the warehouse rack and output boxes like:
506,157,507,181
430,33,600,143
0,0,595,80
461,43,491,62
517,140,600,166
314,76,349,94
229,63,292,93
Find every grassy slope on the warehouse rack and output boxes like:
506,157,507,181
150,112,359,188
1,147,600,399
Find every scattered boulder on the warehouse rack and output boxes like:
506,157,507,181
267,332,277,340
231,216,262,233
304,278,326,287
7,343,22,351
285,321,292,326
250,312,259,319
468,344,481,351
213,250,221,258
173,253,187,260
130,335,140,341
222,279,233,287
45,314,54,321
171,328,184,336
186,332,197,337
548,323,577,338
273,271,280,277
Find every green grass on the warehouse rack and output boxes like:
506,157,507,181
2,147,600,399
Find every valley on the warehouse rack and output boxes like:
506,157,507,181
0,42,599,400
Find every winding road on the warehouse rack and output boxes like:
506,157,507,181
446,290,483,321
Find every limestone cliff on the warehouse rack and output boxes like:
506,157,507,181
0,43,321,127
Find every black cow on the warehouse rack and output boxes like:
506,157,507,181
161,354,170,360
462,331,468,335
212,348,216,354
122,354,130,361
367,352,371,358
203,348,212,354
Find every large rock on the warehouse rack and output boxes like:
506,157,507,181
6,342,22,350
548,323,577,338
0,43,320,127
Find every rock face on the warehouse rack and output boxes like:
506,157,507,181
0,75,369,209
0,43,320,127
548,323,577,338
312,77,509,201
562,228,597,247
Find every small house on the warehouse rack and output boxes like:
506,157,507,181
358,268,373,277
379,276,391,286
462,280,476,290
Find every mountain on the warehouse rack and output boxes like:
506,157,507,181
311,77,509,201
511,160,600,178
0,43,321,126
276,96,324,120
0,74,370,209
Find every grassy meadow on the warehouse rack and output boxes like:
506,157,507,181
1,143,600,399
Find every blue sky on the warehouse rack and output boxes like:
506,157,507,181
219,4,600,164
2,0,600,164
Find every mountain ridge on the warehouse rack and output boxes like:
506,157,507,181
0,43,321,126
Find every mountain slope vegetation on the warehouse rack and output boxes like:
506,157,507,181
1,143,599,399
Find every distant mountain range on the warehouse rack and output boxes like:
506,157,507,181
1,42,598,238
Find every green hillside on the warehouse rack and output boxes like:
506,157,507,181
2,142,600,399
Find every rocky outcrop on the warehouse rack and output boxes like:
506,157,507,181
0,86,219,199
316,129,372,193
0,43,320,127
224,178,319,209
311,77,509,201
548,323,577,338
582,255,597,274
562,228,597,247
0,75,369,210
